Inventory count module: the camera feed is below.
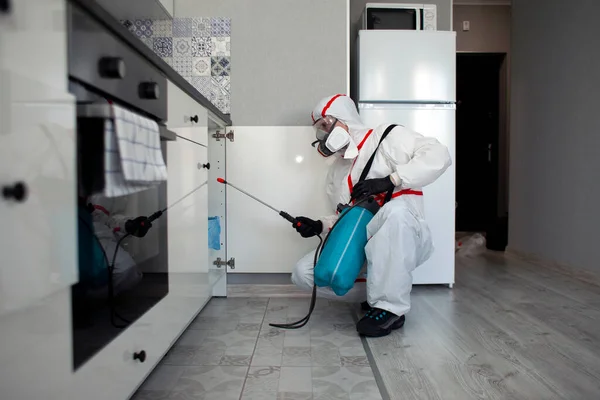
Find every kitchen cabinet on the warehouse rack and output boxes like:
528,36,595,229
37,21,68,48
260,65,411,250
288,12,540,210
93,0,173,20
0,0,77,315
0,0,69,103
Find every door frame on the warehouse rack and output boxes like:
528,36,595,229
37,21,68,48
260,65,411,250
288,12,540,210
456,51,509,224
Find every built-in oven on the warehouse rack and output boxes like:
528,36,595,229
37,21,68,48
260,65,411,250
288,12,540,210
68,1,173,370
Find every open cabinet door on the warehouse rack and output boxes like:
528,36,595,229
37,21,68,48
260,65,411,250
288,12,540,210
225,127,332,274
207,116,228,296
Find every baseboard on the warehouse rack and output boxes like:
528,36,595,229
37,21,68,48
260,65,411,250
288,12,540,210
227,284,311,298
505,246,600,287
226,273,292,285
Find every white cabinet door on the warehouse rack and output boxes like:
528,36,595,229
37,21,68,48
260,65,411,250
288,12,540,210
0,0,68,103
166,128,210,295
167,81,207,133
226,127,332,273
0,100,77,315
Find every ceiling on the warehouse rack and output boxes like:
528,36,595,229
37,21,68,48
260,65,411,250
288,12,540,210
454,0,511,5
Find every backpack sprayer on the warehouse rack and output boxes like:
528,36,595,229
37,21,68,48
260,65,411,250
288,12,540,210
216,178,379,329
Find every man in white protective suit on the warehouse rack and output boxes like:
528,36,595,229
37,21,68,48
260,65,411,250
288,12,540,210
291,94,451,337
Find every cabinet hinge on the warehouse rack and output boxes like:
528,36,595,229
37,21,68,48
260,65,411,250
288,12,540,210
212,130,234,142
213,257,235,269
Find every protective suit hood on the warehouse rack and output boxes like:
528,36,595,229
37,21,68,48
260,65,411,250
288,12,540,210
311,94,371,158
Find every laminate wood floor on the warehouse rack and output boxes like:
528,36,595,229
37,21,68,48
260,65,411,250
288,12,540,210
365,252,600,400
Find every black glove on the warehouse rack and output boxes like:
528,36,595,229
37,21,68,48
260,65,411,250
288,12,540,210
294,217,323,238
125,216,152,238
351,176,395,201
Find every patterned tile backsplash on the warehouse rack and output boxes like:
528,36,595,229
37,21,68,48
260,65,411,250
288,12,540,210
123,18,231,115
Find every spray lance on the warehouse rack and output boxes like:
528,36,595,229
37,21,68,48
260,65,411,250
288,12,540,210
216,178,300,227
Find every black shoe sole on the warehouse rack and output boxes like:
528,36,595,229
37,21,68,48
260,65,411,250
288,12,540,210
357,316,405,338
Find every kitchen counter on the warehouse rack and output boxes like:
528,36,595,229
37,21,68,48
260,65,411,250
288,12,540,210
69,0,232,126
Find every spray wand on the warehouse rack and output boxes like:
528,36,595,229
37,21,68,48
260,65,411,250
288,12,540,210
216,178,302,228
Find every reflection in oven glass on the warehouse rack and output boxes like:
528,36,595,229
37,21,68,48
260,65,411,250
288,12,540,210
71,182,168,370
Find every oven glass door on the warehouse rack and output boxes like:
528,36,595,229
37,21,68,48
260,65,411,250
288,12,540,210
367,8,419,30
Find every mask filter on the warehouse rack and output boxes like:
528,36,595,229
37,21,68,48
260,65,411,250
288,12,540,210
314,126,351,158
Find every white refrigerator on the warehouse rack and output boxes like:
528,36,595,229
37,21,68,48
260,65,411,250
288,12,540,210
357,30,456,286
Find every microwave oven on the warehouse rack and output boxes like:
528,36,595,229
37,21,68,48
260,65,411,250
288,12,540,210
361,3,437,31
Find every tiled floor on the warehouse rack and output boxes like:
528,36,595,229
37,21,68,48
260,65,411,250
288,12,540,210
133,297,383,400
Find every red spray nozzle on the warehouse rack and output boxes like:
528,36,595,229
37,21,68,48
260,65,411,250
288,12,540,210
217,178,226,184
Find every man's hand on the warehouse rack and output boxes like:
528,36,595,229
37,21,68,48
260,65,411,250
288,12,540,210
294,217,323,238
125,216,152,238
351,176,395,201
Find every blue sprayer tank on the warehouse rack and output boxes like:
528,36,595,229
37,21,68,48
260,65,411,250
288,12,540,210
314,198,380,296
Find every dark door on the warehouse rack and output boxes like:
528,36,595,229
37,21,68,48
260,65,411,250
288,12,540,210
456,53,504,232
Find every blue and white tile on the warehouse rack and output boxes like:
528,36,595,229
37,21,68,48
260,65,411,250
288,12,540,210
211,36,231,57
211,56,230,77
172,17,193,37
173,37,192,57
133,19,154,39
191,77,213,100
192,57,211,77
192,17,212,37
211,77,230,100
211,17,231,37
171,57,193,78
153,19,172,36
192,36,214,57
153,37,173,57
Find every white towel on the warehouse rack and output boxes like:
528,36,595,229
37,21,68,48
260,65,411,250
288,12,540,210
104,103,168,197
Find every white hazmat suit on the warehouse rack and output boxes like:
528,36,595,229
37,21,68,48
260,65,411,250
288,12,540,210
292,94,451,318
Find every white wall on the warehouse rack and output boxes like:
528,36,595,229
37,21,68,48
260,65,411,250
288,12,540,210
509,0,600,272
174,0,348,126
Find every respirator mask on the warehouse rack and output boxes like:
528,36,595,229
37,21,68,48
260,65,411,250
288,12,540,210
311,116,352,158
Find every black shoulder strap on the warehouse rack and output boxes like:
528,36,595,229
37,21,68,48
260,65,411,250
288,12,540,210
358,124,397,183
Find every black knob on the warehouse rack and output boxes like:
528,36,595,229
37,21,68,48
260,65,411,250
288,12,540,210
0,0,10,13
190,115,199,123
133,350,146,363
203,163,210,170
2,182,27,202
98,57,126,79
138,82,160,100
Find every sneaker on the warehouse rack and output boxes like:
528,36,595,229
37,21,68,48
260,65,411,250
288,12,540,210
356,308,405,337
361,301,371,312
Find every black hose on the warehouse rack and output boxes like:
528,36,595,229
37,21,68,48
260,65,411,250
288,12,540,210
269,197,372,329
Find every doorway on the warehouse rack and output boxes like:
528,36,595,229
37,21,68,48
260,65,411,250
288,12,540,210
456,53,507,246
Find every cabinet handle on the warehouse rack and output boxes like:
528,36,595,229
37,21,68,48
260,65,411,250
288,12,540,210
2,182,27,202
133,350,147,363
198,163,211,170
190,115,199,123
0,0,10,13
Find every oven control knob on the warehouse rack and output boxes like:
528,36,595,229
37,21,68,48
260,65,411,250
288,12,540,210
139,82,160,100
98,57,126,79
0,0,10,13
